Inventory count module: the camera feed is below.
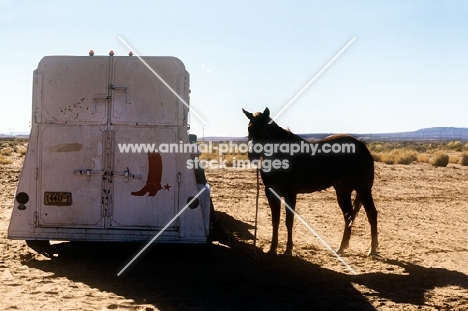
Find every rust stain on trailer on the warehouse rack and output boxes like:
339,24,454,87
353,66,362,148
50,143,83,152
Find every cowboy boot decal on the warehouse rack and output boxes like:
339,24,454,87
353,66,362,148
131,152,163,196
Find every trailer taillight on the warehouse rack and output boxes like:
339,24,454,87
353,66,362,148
15,192,29,210
128,51,133,56
109,50,114,56
89,50,94,56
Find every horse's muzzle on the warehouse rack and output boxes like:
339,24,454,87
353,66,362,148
248,140,262,161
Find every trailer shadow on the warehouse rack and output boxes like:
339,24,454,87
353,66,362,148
23,240,374,310
215,211,255,240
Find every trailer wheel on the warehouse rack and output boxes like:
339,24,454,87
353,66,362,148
26,240,53,257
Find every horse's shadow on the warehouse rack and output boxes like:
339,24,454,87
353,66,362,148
351,258,468,306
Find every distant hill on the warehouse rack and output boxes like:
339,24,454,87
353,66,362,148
2,127,467,142
0,132,29,139
200,136,248,142
348,127,468,142
202,127,468,142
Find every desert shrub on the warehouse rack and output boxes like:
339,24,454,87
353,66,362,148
394,149,418,164
465,143,468,151
449,155,459,164
222,155,235,167
198,141,249,167
13,143,27,155
370,144,384,153
18,146,27,156
371,152,381,162
367,142,396,153
0,147,13,156
0,155,12,165
375,149,417,165
417,153,430,163
447,141,463,151
199,154,214,162
459,153,468,166
431,153,449,167
378,152,395,164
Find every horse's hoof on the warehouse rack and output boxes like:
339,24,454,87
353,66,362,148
336,248,345,255
267,249,277,255
367,249,378,256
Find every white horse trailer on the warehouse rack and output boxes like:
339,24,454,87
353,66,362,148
8,54,210,247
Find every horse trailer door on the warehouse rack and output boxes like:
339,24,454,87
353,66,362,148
110,127,178,229
36,56,108,228
108,57,186,230
37,125,106,228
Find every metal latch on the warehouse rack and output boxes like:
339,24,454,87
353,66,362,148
112,168,142,183
74,169,105,181
110,85,128,105
110,85,127,92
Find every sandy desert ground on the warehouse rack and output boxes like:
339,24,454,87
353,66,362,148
1,150,468,310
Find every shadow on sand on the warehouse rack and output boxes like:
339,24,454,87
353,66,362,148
352,258,468,306
22,214,468,310
24,241,373,311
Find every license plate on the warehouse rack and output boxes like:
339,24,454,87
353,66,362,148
44,192,72,206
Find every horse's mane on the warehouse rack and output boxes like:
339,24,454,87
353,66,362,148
267,119,306,143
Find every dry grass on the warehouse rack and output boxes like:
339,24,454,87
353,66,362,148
447,140,464,151
371,148,418,165
0,137,28,164
0,155,12,165
0,147,13,156
198,141,249,166
449,155,459,164
417,153,430,163
367,141,468,166
13,145,27,156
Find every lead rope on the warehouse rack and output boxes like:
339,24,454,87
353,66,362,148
253,167,260,259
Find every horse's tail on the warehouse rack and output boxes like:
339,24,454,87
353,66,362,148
348,192,363,227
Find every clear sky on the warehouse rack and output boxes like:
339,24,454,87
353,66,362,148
1,1,467,138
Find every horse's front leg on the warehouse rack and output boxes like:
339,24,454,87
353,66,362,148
284,194,297,256
335,186,353,254
265,188,281,254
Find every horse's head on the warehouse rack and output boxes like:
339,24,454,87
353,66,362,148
242,107,276,161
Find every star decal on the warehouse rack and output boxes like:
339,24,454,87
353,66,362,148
164,183,171,191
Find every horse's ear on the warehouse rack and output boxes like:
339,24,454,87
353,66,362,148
263,107,270,119
242,108,254,120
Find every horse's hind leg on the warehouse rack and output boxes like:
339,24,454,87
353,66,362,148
361,189,378,256
335,185,353,254
265,188,281,254
284,194,297,255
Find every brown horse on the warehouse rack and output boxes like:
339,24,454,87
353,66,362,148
243,107,378,256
